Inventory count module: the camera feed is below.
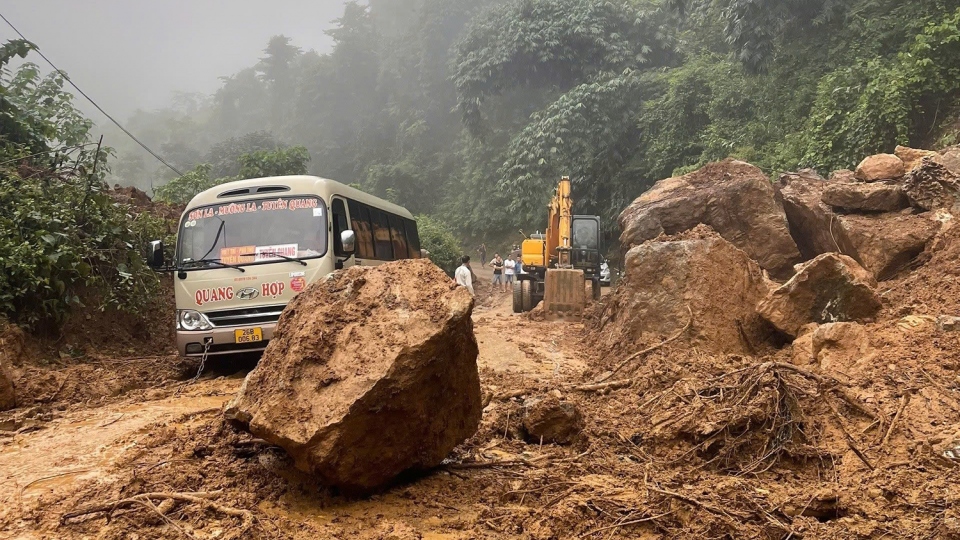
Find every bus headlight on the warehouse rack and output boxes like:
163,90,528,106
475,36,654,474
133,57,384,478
178,310,213,331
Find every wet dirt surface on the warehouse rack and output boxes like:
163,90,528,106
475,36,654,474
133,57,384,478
0,288,598,539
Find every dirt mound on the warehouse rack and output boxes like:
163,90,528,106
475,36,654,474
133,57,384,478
0,357,12,411
758,253,881,337
226,259,482,493
109,184,183,222
618,159,801,277
883,218,960,316
596,226,773,355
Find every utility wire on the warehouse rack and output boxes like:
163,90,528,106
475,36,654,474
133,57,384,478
0,12,185,177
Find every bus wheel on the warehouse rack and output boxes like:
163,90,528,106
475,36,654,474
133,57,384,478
512,280,524,313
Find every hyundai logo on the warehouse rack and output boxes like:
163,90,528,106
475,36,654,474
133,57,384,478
237,287,260,300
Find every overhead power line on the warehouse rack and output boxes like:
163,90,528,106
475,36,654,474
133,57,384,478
0,12,185,177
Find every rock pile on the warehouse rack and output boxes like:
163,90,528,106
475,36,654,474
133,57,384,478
778,150,947,281
618,159,801,277
607,145,958,355
225,259,482,493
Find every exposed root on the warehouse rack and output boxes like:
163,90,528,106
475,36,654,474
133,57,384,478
61,490,254,534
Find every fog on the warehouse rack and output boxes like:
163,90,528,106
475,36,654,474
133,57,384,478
0,0,351,118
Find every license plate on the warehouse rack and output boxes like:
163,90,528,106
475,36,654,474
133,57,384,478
234,327,263,344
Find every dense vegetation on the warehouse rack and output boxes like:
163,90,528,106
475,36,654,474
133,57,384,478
109,0,960,248
0,41,165,329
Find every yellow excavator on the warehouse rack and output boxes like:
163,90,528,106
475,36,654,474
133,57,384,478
513,177,602,313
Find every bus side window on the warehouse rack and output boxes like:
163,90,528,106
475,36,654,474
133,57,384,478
388,214,409,260
332,198,349,256
404,218,421,258
372,210,394,260
349,200,375,259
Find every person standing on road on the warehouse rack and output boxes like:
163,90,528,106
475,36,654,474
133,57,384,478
504,254,516,290
491,253,504,291
477,243,487,267
455,255,475,296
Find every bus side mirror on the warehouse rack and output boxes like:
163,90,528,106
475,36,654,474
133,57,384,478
147,240,165,269
340,230,356,254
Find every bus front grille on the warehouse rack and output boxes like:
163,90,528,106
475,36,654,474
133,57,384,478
204,305,286,328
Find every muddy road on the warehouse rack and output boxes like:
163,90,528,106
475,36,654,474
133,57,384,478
1,288,596,539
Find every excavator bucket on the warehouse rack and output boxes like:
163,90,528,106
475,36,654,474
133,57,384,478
543,268,585,314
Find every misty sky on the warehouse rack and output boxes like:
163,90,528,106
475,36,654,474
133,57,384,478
0,0,352,120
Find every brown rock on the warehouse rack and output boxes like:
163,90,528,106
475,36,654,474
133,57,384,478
828,169,857,183
896,145,938,172
837,214,940,280
937,147,960,175
0,358,14,411
778,174,938,279
757,254,882,337
812,322,875,379
619,159,801,277
902,158,960,211
599,227,773,355
225,260,482,493
821,182,907,212
521,395,584,445
0,321,24,410
855,154,905,182
791,332,815,366
778,173,853,259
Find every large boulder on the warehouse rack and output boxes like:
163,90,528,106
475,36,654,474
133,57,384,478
225,259,482,492
836,214,940,280
902,158,960,211
855,154,905,182
618,160,801,278
778,173,855,259
599,227,773,355
896,145,938,172
821,182,907,212
757,254,882,337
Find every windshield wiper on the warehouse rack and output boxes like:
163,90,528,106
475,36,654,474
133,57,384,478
237,252,308,266
181,258,246,273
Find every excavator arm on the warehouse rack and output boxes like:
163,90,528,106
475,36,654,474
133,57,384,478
545,176,573,267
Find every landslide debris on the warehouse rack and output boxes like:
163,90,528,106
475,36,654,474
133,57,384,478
757,253,881,337
225,259,482,493
778,162,942,280
618,159,802,277
597,226,773,355
855,153,905,181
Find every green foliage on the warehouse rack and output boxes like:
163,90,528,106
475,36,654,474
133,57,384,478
153,164,220,205
154,145,311,205
453,0,672,136
238,145,309,178
415,214,463,276
0,41,161,328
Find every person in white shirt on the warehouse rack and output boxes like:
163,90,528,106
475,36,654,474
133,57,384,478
503,255,516,290
455,255,475,296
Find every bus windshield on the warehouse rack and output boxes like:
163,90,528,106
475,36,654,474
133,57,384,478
178,196,328,266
